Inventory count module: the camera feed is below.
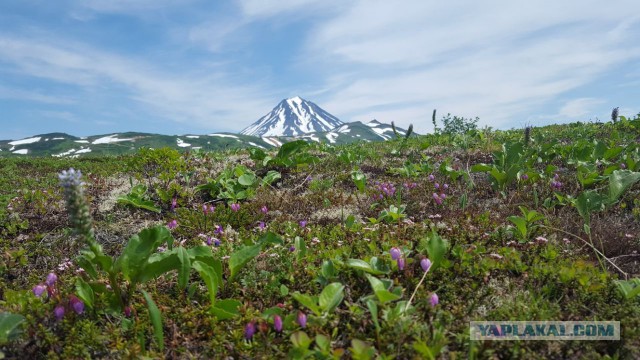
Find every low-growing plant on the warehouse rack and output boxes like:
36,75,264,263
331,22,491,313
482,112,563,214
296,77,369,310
116,181,161,213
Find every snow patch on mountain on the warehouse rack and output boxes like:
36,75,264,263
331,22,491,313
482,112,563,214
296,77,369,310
241,97,343,137
92,135,134,144
176,139,191,147
12,149,29,155
9,137,41,146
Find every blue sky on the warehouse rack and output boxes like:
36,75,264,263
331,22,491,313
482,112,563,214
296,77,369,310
1,0,639,140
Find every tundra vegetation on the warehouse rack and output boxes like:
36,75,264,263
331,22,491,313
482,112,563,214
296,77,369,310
1,114,640,359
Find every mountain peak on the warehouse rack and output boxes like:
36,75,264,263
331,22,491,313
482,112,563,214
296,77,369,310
240,97,343,137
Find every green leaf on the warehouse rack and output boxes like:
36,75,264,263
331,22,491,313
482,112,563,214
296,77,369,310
346,259,387,275
192,260,220,305
470,163,492,172
292,292,321,316
0,313,26,343
276,140,308,161
141,290,164,352
366,299,380,333
117,226,173,283
615,278,640,300
210,299,241,320
262,170,281,185
290,331,312,350
366,274,401,304
176,246,191,290
295,236,307,260
75,278,95,309
238,173,256,186
138,250,180,283
228,243,261,282
424,229,449,271
608,170,640,204
318,283,344,314
507,216,527,239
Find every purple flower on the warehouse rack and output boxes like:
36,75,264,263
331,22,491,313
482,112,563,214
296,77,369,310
434,183,440,189
299,220,307,228
261,205,268,214
430,293,439,307
440,193,446,199
214,225,223,235
620,163,627,169
213,239,221,247
206,236,213,246
443,183,449,190
390,247,401,260
397,257,405,271
203,204,209,214
209,205,216,214
297,311,307,328
244,321,256,340
33,284,46,297
54,305,65,320
230,203,240,212
45,273,57,287
70,295,84,314
258,221,266,231
170,197,177,211
289,246,296,252
167,219,178,230
520,174,529,181
274,315,283,332
124,306,132,317
428,174,435,182
420,258,432,272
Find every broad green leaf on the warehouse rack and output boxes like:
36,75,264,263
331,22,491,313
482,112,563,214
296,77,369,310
210,299,241,320
366,274,401,304
75,278,95,309
608,170,640,204
192,260,220,305
291,331,312,350
228,243,261,281
277,140,308,160
238,173,257,186
176,246,191,290
471,164,492,172
346,259,387,275
292,292,321,316
315,334,331,352
507,216,527,239
0,312,26,343
138,250,180,283
141,290,164,351
262,170,281,185
424,230,449,271
295,236,307,260
117,226,172,283
615,278,640,300
366,299,380,333
318,283,344,313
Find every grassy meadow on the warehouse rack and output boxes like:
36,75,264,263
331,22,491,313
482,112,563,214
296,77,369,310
1,117,640,359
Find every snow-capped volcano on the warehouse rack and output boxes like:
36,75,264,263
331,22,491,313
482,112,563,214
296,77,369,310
240,96,343,137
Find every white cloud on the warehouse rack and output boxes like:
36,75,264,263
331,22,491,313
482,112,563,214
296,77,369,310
558,98,606,119
0,35,275,132
283,0,640,132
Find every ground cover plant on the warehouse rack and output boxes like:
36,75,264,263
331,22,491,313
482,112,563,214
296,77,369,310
1,115,640,359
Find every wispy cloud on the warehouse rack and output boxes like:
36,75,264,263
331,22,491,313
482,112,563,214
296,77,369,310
0,33,275,133
240,0,640,132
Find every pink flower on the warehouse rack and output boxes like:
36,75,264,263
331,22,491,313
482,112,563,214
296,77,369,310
397,257,405,270
390,247,401,260
45,273,57,287
54,305,65,320
274,315,283,332
430,293,439,307
261,205,268,214
69,295,84,314
167,220,178,230
33,284,46,297
244,321,256,340
170,197,177,211
420,258,432,272
230,203,240,212
297,311,307,328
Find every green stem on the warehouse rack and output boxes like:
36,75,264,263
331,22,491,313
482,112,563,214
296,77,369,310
405,268,430,311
